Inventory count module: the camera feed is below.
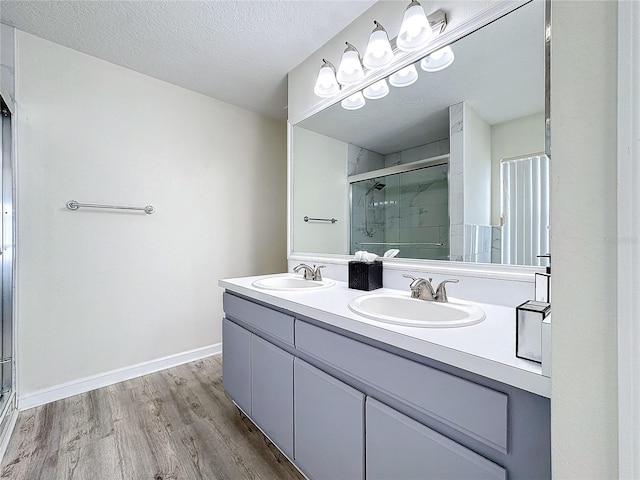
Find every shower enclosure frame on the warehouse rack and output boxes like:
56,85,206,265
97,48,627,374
0,93,16,451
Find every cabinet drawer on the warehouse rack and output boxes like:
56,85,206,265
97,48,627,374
367,398,506,480
296,321,508,452
223,292,294,345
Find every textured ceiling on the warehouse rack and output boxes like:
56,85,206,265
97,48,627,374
0,0,377,120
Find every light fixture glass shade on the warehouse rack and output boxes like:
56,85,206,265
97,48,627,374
341,91,366,110
336,42,365,86
420,46,455,72
363,21,394,70
389,64,419,87
363,79,390,100
397,0,434,52
313,59,340,97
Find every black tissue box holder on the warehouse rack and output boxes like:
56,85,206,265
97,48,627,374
348,261,383,291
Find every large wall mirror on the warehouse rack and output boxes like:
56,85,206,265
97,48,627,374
291,0,548,267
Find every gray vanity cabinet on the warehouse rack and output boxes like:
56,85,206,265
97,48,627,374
366,398,506,480
222,318,252,415
221,292,551,480
294,358,365,480
251,335,294,459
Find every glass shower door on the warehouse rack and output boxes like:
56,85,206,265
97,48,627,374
350,162,449,260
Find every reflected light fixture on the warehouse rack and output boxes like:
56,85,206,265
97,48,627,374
363,79,390,100
397,0,434,52
389,64,419,87
363,21,394,70
420,46,455,72
313,59,340,97
336,42,365,85
341,91,366,110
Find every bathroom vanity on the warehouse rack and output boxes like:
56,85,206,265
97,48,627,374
219,275,551,480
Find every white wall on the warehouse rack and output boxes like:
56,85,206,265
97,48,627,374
15,32,287,396
551,2,618,478
490,112,545,225
292,127,348,254
462,103,491,225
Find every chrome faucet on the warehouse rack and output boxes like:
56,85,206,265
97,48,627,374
403,274,436,301
294,264,325,281
403,274,459,302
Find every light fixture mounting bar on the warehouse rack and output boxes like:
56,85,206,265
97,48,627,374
428,10,448,35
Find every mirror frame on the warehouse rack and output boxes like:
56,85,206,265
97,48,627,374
287,0,551,280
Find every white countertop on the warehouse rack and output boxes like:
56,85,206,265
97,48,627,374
219,274,551,398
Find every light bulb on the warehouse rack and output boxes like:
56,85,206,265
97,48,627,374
420,46,455,72
397,0,434,52
336,43,365,86
363,21,394,70
389,64,419,87
313,59,340,97
363,79,389,100
341,91,366,110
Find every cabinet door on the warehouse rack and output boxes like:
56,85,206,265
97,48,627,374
251,335,294,458
222,318,252,414
294,359,364,480
366,398,506,480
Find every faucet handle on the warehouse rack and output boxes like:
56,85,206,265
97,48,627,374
435,279,459,303
313,265,326,281
402,274,418,282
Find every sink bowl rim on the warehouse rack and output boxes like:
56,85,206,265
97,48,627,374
251,273,336,291
348,292,485,328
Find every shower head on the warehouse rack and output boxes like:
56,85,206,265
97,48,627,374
365,181,386,195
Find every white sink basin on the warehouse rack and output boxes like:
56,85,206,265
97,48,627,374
348,293,485,328
252,274,336,291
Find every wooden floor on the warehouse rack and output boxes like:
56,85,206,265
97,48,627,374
0,356,305,480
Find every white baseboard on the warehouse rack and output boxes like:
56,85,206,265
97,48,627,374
18,343,222,411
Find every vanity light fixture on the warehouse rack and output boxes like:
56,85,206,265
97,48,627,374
363,21,394,70
341,91,366,110
397,0,434,52
313,59,340,97
389,64,419,87
336,42,365,86
363,79,390,100
420,45,455,72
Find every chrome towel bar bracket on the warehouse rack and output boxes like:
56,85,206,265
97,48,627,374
66,200,154,214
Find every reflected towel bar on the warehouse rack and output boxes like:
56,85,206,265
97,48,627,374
356,241,444,246
304,216,337,224
66,200,154,214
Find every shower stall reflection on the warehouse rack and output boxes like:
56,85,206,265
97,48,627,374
350,163,449,260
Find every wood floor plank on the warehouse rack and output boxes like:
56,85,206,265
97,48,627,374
1,402,64,479
0,356,305,480
2,355,304,480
